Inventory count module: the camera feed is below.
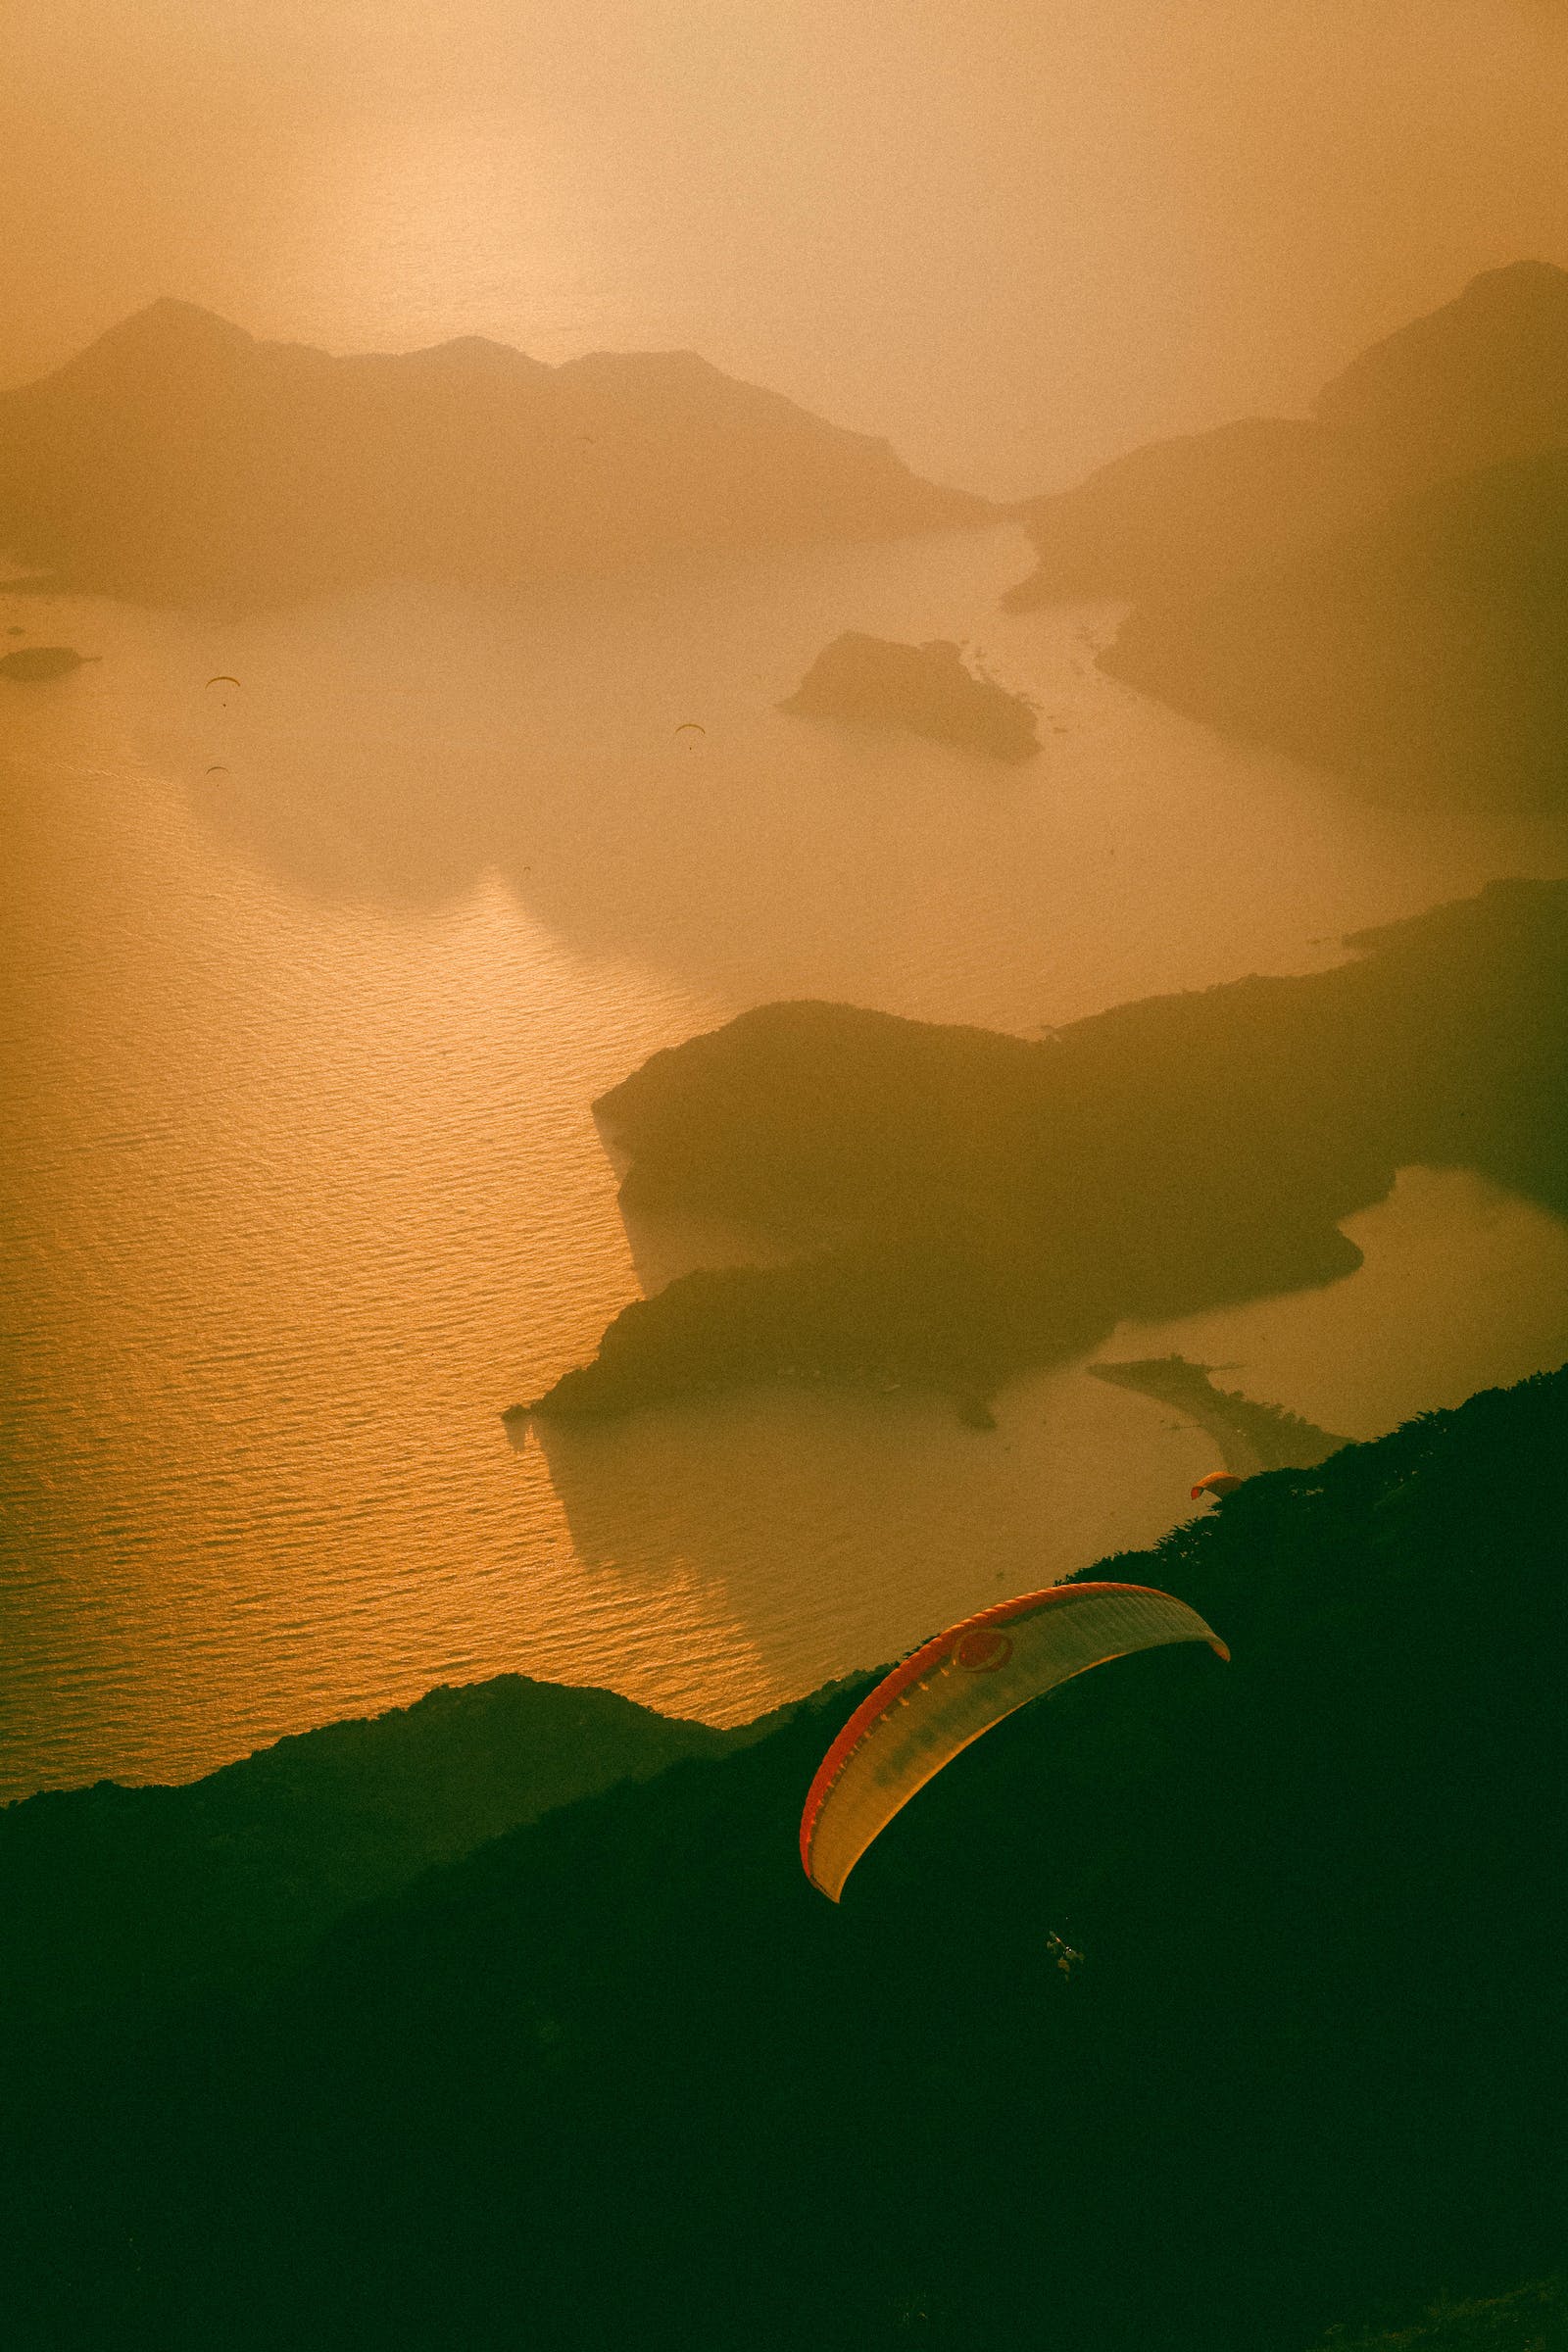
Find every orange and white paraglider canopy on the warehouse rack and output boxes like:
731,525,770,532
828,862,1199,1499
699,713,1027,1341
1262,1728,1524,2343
800,1579,1229,1901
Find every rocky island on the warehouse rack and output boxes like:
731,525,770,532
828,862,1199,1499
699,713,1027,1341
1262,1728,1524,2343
527,879,1567,1421
780,632,1039,761
0,301,991,607
0,644,93,682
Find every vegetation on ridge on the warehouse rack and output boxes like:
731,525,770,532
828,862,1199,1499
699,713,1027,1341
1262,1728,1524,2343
1088,1354,1347,1475
3,1366,1563,2349
0,1677,774,2025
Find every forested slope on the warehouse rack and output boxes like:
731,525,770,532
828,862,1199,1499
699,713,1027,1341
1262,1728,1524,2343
5,1368,1563,2350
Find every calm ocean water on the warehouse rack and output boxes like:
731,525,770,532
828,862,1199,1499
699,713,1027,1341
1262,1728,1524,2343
4,520,1566,1798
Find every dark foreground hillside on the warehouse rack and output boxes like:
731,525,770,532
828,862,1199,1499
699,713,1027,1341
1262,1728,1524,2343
1304,2275,1565,2352
0,1676,771,2023
4,1369,1563,2350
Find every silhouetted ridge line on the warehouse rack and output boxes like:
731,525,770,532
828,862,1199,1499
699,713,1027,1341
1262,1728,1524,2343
0,1674,787,2021
1004,260,1568,611
0,303,992,606
1313,258,1568,487
1001,261,1568,806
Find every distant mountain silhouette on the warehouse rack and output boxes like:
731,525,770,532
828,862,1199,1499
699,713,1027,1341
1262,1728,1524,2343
780,632,1040,761
1001,261,1568,804
1004,416,1384,606
1006,261,1568,608
0,300,991,605
1313,257,1568,490
1102,445,1568,806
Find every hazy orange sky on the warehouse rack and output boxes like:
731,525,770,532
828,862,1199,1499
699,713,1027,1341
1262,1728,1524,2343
5,0,1568,492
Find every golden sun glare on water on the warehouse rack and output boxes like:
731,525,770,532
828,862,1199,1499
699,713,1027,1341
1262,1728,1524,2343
254,111,666,366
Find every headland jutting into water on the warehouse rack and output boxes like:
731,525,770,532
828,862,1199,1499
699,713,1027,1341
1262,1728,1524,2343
526,880,1568,1424
1086,1355,1346,1477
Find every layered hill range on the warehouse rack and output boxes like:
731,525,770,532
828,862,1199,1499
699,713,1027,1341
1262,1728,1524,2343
0,300,987,604
530,879,1567,1422
1007,261,1568,805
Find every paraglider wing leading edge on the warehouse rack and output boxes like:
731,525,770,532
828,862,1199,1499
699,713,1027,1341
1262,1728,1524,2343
800,1581,1229,1901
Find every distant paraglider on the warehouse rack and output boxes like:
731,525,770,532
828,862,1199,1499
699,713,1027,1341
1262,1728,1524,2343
1045,1932,1084,1981
800,1580,1230,1901
673,720,706,741
1192,1472,1245,1501
206,675,241,690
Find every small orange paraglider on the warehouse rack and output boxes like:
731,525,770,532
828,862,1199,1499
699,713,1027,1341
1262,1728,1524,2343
1191,1472,1245,1501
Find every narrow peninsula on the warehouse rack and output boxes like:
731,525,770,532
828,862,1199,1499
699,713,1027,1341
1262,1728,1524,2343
1087,1355,1347,1477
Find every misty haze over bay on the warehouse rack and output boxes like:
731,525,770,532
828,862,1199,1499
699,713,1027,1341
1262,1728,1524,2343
2,4,1565,1814
4,15,1568,2351
10,0,1568,497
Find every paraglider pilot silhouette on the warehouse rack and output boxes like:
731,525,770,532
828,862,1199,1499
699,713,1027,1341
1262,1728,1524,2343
1045,1932,1085,1981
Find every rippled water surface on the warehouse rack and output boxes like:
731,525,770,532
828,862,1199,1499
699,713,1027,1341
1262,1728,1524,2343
4,522,1565,1798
